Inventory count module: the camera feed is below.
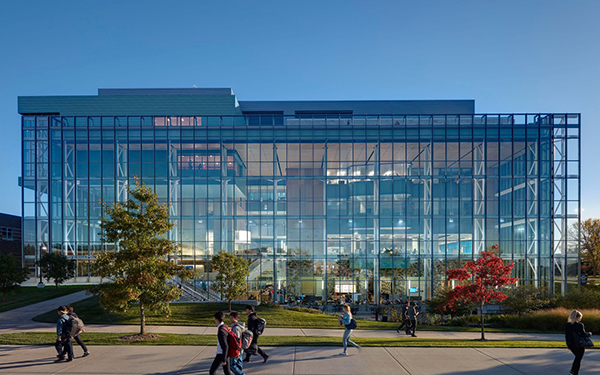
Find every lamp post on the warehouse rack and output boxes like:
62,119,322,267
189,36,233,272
37,244,47,288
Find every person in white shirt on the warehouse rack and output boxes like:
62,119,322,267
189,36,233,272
210,311,231,375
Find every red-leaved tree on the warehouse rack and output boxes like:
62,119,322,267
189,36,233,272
445,245,518,340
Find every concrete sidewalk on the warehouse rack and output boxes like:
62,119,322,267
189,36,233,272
0,345,598,375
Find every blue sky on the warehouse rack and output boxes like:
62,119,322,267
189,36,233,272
0,0,598,218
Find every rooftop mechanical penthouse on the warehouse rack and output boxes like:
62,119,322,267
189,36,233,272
18,88,581,302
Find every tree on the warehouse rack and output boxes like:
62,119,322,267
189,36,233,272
569,219,600,277
38,252,75,291
445,246,518,340
286,249,314,300
0,253,29,302
211,250,249,311
502,285,554,316
92,179,194,335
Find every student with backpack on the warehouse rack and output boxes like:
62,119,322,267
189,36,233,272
210,311,231,375
228,311,246,375
338,304,361,355
54,306,74,363
243,305,269,363
65,305,89,357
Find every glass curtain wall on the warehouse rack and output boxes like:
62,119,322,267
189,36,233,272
22,113,581,301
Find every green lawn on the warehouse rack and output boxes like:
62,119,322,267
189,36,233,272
0,285,88,313
33,296,386,329
31,297,559,334
0,332,572,348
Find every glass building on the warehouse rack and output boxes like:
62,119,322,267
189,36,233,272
19,88,581,302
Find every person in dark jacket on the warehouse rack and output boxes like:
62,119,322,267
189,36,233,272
243,305,269,363
54,306,73,363
396,301,410,334
210,311,231,375
565,309,592,375
406,301,419,337
65,305,89,357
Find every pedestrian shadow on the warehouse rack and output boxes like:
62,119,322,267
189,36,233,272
145,357,299,375
0,356,60,371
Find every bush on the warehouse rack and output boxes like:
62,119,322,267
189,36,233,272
556,288,600,309
259,301,282,309
502,285,555,316
489,308,600,332
426,286,476,318
389,307,401,323
447,314,480,327
287,306,323,314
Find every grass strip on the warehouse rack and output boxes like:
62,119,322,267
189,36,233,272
0,332,574,349
31,297,560,334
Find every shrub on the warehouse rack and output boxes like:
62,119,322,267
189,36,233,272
426,286,476,318
490,308,600,332
502,285,556,316
556,288,600,309
447,314,480,327
287,306,323,314
259,301,282,309
389,307,401,323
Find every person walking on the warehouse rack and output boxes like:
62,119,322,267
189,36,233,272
396,301,410,334
407,301,419,337
54,306,73,363
210,311,231,375
228,311,246,375
565,309,592,375
243,305,269,363
65,305,89,358
338,305,361,355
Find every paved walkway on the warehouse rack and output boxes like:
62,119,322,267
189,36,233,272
0,345,598,375
0,291,565,342
0,291,91,332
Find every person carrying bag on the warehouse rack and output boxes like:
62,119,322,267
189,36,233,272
338,305,360,356
565,309,593,375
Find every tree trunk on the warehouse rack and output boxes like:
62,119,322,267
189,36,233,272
55,282,59,292
140,302,146,335
2,290,5,302
228,299,232,312
480,301,485,341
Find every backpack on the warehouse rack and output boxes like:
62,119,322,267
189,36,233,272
241,329,254,350
221,325,242,358
255,317,266,336
69,316,85,336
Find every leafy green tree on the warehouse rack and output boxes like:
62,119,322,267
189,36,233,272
38,252,75,291
502,285,554,316
569,219,600,277
0,254,29,302
92,179,194,335
286,249,314,300
211,250,249,311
